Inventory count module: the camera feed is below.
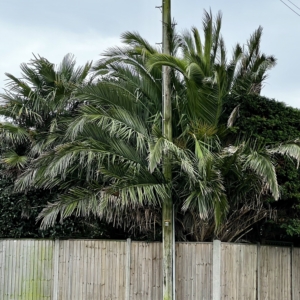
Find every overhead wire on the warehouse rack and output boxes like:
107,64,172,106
286,0,300,10
280,0,300,17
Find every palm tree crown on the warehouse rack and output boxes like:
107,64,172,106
0,54,92,172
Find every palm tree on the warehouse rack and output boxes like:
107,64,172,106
10,9,298,300
0,54,92,173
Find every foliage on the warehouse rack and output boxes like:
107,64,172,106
11,11,297,244
0,54,92,175
0,55,120,239
1,11,300,245
0,170,115,239
223,94,300,243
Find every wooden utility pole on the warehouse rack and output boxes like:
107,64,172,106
162,0,174,299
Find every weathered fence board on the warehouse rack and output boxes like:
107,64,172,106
0,239,299,299
259,246,291,300
0,239,54,299
221,243,257,300
176,242,212,300
56,240,127,300
292,247,300,300
130,242,162,299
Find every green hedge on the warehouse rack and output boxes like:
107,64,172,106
223,94,300,244
0,172,125,239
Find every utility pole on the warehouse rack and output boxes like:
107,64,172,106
161,0,174,299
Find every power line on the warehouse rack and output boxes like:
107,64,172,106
280,0,300,17
286,0,300,10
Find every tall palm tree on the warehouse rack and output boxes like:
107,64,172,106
9,9,298,300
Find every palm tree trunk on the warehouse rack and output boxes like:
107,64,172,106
162,0,174,299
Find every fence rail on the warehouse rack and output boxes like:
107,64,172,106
0,239,299,299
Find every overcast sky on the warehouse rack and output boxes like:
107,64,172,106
1,0,299,108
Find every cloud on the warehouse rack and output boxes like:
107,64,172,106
1,0,300,109
0,22,121,89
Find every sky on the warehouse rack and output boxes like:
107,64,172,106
1,0,300,108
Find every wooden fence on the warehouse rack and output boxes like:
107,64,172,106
0,239,299,299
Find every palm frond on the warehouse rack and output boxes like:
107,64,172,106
243,150,279,200
268,141,300,168
2,151,28,169
0,122,31,144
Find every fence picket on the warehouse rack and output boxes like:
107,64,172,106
0,239,298,299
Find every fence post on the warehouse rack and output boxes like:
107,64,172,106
257,243,260,300
173,205,176,300
291,245,294,300
52,239,60,300
213,240,221,300
125,238,131,300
